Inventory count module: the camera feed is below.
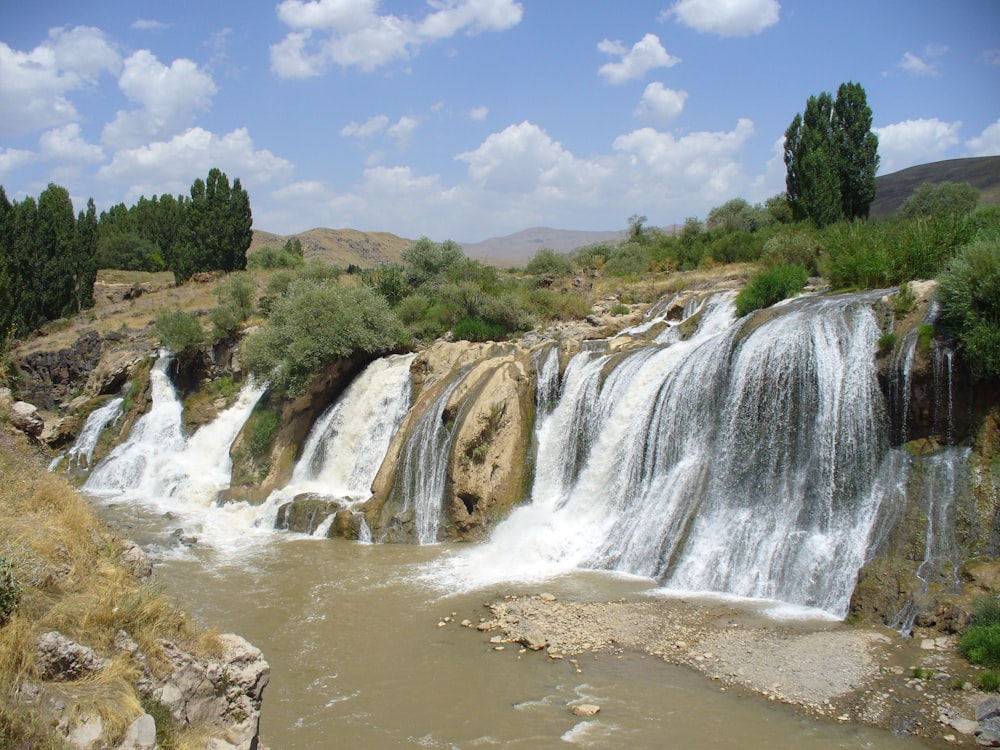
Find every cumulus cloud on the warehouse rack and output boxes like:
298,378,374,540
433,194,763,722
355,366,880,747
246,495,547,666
634,82,688,124
0,148,35,180
896,44,947,77
874,118,962,173
665,0,780,38
0,26,120,137
967,118,1000,156
468,106,489,121
270,0,523,77
387,116,420,146
98,127,294,199
102,50,217,149
341,114,390,138
597,34,679,85
39,124,105,163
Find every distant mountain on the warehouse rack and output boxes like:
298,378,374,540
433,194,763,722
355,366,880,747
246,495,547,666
250,227,412,268
461,227,627,266
871,155,1000,219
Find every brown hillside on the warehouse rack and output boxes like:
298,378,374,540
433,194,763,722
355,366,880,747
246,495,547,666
871,155,1000,219
250,227,411,268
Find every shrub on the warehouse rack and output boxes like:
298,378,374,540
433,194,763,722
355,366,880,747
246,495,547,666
762,226,821,275
0,556,20,625
154,310,205,354
525,248,573,276
937,237,1000,378
248,409,279,457
961,624,1000,668
453,317,506,342
734,263,809,317
573,242,614,269
242,281,403,397
247,245,304,270
980,671,1000,693
210,273,256,339
898,181,979,220
605,243,651,278
361,264,407,306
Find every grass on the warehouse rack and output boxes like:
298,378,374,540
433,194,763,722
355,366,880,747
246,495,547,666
0,424,220,749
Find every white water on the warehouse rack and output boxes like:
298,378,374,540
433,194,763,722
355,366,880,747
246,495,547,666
442,291,895,618
277,353,415,505
84,354,269,554
65,395,124,470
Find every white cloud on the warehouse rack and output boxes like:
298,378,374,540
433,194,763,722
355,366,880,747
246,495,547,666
102,50,217,149
98,127,294,199
634,82,688,124
270,0,523,77
598,34,679,85
39,124,105,163
468,106,489,121
967,118,1000,156
874,118,962,173
0,148,35,180
665,0,780,38
341,114,390,138
457,121,577,193
387,116,420,146
897,44,947,77
0,26,120,137
132,19,172,31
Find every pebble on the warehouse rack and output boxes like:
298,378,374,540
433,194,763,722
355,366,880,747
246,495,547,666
571,704,600,717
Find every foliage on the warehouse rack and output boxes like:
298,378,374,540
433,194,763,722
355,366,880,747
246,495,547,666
525,248,574,276
210,273,256,339
706,198,772,234
248,409,280,458
960,623,1000,667
0,557,19,626
734,263,809,317
0,184,99,337
96,232,165,272
937,237,1000,378
401,237,466,288
784,82,879,226
361,263,408,306
761,226,821,274
898,181,979,220
605,243,651,278
243,280,403,397
980,671,1000,693
248,239,304,270
155,310,205,354
573,242,615,269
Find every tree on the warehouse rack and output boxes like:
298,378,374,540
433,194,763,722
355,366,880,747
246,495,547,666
784,82,879,226
899,182,980,220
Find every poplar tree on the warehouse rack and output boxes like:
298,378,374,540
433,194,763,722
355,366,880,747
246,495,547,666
784,82,879,226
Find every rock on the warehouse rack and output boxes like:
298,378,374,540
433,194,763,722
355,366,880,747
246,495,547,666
36,631,107,681
64,711,104,750
275,495,345,534
114,630,155,694
538,593,557,601
120,540,153,579
571,704,601,717
19,330,103,409
948,717,979,735
517,628,549,651
116,713,157,750
11,401,44,437
978,697,1000,722
977,731,1000,747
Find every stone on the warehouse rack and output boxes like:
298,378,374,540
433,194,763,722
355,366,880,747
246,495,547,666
977,731,1000,747
36,631,107,681
117,713,157,750
120,540,153,579
977,697,1000,722
571,704,601,717
65,712,103,750
11,401,44,437
538,593,557,601
948,717,979,735
518,628,549,651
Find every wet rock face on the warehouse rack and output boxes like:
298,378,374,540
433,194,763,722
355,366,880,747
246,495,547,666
275,494,346,534
18,330,103,409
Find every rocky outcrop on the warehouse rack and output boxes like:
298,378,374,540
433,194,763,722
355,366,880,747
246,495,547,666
10,400,44,437
35,631,108,681
365,341,535,542
18,330,103,410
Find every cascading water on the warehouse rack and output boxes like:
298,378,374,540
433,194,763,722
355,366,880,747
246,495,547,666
84,353,268,552
281,353,415,502
448,291,900,618
64,395,124,471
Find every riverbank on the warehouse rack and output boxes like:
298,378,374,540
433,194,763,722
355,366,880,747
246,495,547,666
461,593,994,747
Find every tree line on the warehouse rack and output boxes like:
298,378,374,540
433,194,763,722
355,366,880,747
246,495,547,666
0,168,252,338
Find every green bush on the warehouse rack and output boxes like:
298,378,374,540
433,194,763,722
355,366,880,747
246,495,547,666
735,263,809,317
154,310,205,354
453,317,506,342
248,409,280,457
605,243,651,278
525,248,574,276
762,226,821,275
0,556,20,625
960,623,1000,667
980,671,1000,692
937,237,1000,378
242,280,403,398
898,181,979,220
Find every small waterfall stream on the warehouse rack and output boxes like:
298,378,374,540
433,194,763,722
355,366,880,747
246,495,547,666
65,394,124,470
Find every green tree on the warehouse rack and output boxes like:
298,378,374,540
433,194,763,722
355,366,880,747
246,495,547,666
172,169,252,282
525,248,573,276
784,82,879,226
705,198,770,233
937,237,1000,378
899,182,980,220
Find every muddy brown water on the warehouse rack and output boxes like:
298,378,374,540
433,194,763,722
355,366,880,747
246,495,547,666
102,502,933,750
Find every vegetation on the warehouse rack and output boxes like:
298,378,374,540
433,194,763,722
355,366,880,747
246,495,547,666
898,181,980,220
155,310,206,355
959,596,1000,667
937,236,1000,378
524,248,573,276
209,273,257,339
735,264,809,317
248,238,304,270
784,81,879,226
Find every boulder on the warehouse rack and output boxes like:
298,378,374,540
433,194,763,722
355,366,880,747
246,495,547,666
116,713,157,750
36,631,107,681
11,401,44,437
119,540,154,580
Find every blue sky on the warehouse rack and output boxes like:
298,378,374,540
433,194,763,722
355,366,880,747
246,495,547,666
1,0,998,243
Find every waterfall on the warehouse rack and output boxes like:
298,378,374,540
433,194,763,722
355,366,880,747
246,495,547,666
449,291,898,618
532,344,561,417
282,353,415,502
84,353,268,552
387,375,465,544
64,395,124,471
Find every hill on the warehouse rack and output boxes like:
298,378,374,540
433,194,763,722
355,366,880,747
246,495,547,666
460,227,627,266
250,227,411,268
871,155,1000,219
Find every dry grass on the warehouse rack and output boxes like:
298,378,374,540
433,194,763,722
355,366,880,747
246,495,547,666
0,425,216,748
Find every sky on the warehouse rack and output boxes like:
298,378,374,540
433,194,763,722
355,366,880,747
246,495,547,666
1,0,998,244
